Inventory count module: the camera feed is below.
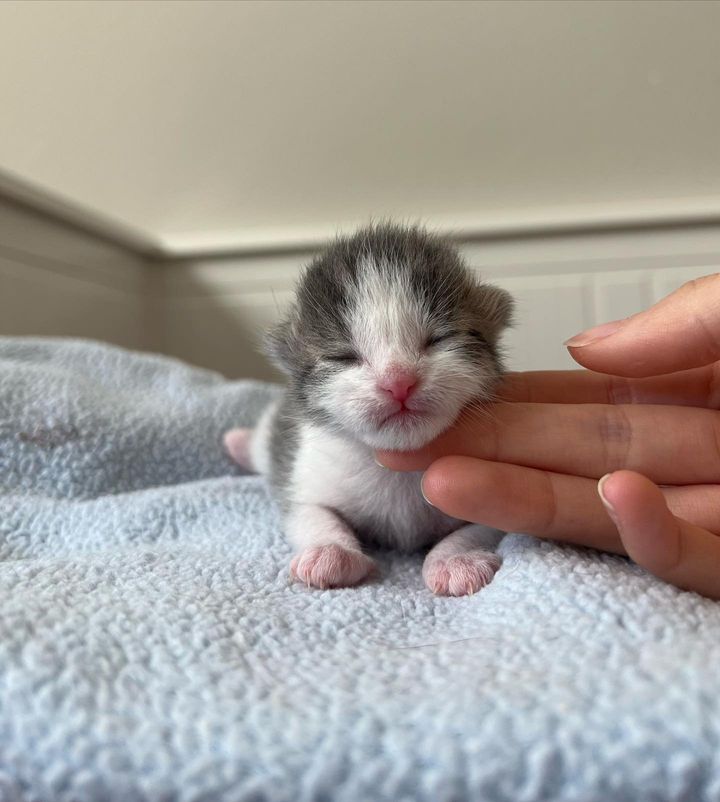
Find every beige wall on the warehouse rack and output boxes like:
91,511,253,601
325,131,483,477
2,0,720,379
0,0,719,253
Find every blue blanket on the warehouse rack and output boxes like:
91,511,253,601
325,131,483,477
1,337,718,802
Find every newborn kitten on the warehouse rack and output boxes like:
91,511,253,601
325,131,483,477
224,223,513,595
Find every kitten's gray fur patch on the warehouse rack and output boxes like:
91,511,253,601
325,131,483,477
266,223,513,382
265,394,299,510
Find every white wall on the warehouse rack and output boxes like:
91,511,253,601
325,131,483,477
0,0,719,253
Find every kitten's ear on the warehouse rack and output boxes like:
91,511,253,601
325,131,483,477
264,310,300,376
471,283,514,336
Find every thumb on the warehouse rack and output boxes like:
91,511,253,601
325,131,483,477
565,273,720,377
598,470,720,600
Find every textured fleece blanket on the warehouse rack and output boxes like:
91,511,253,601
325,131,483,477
1,337,719,802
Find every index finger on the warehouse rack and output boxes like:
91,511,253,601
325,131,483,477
378,401,720,486
566,274,720,377
500,365,720,407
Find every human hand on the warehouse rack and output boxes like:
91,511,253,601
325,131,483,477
378,275,720,599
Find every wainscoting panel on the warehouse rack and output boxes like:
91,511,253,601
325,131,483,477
0,197,150,351
158,229,720,379
2,193,720,381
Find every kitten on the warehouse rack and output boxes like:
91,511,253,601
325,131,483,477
224,223,513,595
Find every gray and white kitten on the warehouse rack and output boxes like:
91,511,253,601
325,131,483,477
224,224,513,595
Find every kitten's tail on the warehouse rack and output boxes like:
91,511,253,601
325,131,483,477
223,428,257,472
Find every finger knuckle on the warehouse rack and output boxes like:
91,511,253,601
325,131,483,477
686,278,720,356
536,472,560,535
597,405,633,471
710,416,720,473
707,364,720,410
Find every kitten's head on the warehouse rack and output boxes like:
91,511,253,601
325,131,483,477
267,223,513,450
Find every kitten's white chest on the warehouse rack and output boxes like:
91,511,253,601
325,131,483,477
289,425,458,551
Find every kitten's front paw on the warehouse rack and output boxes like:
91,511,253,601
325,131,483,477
423,551,501,596
291,544,375,589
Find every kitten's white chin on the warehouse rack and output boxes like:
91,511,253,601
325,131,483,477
355,410,458,452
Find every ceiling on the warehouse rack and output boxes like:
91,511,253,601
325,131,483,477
1,0,719,254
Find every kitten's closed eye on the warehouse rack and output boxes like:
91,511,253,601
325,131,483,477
425,332,457,348
325,351,360,364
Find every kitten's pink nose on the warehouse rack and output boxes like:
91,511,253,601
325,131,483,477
377,369,418,403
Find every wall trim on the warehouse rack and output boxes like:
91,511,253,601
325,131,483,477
3,182,720,381
159,200,720,259
0,196,149,291
3,171,720,260
0,169,162,257
0,194,152,351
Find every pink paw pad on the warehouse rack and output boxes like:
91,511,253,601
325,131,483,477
223,428,253,470
290,544,375,589
423,551,501,596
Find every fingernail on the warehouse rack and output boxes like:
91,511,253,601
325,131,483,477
420,475,435,507
564,319,625,348
597,473,619,525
